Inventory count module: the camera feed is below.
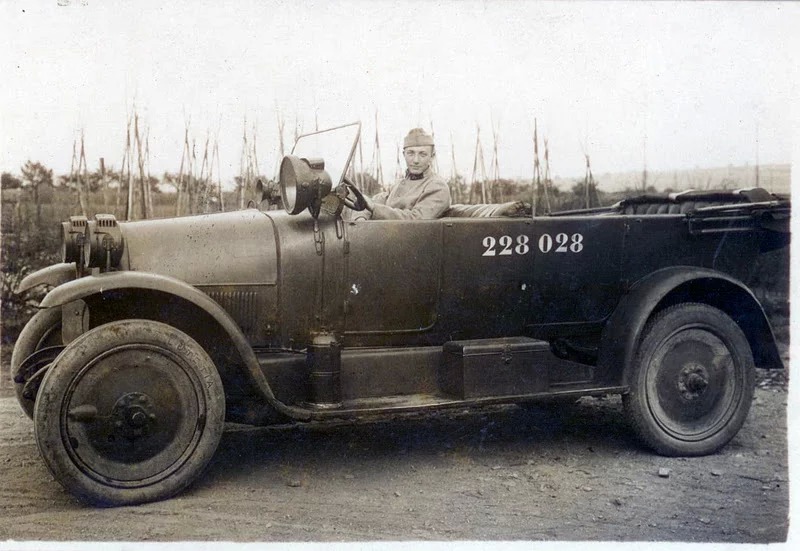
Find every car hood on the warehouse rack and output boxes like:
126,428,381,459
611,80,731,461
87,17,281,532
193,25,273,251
119,209,278,285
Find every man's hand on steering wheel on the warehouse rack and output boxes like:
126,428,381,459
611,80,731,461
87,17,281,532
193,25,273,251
339,178,373,212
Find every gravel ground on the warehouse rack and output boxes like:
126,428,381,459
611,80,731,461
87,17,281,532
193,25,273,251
0,361,790,544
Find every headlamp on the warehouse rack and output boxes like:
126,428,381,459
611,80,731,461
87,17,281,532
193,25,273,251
279,156,332,218
61,216,88,265
84,214,123,270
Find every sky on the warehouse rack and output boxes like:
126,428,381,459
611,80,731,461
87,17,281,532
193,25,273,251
1,0,797,187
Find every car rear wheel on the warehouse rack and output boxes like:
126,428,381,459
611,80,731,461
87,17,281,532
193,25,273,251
11,307,64,419
33,319,225,506
623,303,754,456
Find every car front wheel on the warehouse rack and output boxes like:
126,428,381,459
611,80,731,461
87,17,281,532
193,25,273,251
623,303,755,456
33,319,225,506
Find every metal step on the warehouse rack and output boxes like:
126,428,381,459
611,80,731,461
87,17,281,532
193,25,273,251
305,385,627,420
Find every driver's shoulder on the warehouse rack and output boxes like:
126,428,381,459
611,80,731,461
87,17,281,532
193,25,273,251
425,173,450,193
428,172,447,185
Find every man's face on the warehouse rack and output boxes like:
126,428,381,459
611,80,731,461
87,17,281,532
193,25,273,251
403,146,434,175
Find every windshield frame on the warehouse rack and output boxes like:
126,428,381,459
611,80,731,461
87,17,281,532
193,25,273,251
290,121,362,186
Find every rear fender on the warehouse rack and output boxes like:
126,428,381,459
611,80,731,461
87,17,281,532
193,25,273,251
597,266,782,387
39,271,310,421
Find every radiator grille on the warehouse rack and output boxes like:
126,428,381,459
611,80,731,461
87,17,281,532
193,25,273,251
204,289,260,340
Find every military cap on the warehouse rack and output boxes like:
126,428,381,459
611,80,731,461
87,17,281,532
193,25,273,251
403,128,435,148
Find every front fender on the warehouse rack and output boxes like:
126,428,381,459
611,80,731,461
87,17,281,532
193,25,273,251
16,263,76,295
39,271,311,421
597,266,781,386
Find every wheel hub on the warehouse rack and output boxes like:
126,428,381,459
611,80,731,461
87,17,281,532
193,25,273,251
62,344,204,483
678,363,709,400
111,392,157,440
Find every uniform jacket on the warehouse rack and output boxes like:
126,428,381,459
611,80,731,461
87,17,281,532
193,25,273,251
370,168,452,220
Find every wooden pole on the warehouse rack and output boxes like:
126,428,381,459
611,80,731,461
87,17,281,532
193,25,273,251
190,138,197,214
429,118,439,174
373,111,385,192
360,132,366,188
251,121,260,178
100,157,108,212
77,131,89,216
489,119,500,202
116,124,125,217
125,114,135,220
470,126,487,204
215,141,224,211
470,128,478,203
134,113,148,219
274,111,286,182
199,133,210,213
449,132,460,203
395,144,403,182
585,155,590,208
542,138,552,213
239,117,248,209
69,139,78,215
144,128,153,217
176,123,189,216
532,119,540,217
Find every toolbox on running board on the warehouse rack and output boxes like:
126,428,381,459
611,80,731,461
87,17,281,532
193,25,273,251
439,337,550,399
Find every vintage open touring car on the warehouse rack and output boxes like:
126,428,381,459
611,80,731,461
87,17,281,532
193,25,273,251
12,122,790,506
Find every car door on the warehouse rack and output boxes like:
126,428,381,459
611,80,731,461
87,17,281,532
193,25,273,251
437,218,535,340
342,219,443,344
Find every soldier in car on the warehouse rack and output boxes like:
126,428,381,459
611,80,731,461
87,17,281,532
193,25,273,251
362,128,451,220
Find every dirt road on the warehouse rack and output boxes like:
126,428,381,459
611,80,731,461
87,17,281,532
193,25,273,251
0,367,789,544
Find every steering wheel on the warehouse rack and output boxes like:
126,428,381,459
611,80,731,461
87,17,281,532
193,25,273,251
339,177,368,211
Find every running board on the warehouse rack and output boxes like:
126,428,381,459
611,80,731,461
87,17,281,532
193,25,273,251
306,386,628,420
256,337,606,419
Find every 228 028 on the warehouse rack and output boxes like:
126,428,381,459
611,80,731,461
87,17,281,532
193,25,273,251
481,233,584,256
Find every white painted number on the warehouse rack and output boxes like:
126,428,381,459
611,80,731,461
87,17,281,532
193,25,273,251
515,235,530,255
569,233,584,253
498,235,513,255
555,233,569,252
482,236,497,256
537,233,585,254
483,234,530,256
538,233,552,253
483,233,580,257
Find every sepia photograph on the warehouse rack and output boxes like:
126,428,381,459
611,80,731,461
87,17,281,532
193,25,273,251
0,0,796,548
